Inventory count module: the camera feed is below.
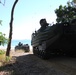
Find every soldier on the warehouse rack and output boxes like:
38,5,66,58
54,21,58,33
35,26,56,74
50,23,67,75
18,42,23,46
39,18,49,32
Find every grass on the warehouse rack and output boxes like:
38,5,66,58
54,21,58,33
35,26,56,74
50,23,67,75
0,50,6,62
0,50,5,55
0,50,12,66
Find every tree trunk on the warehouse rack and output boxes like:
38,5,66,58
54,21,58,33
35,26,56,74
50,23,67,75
6,0,18,56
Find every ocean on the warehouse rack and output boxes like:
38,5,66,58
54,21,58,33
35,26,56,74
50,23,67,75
0,39,31,50
11,39,31,47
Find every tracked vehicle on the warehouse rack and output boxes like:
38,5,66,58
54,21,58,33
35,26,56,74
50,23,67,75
15,42,30,52
31,19,76,59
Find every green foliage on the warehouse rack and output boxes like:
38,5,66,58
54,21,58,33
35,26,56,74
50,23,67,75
55,2,76,23
0,50,5,55
5,56,11,62
73,0,76,3
0,20,2,25
0,20,8,46
0,50,11,62
0,32,8,46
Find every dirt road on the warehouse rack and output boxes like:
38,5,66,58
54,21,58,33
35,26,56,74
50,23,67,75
0,50,76,75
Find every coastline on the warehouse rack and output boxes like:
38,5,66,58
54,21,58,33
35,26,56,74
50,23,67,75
0,45,32,51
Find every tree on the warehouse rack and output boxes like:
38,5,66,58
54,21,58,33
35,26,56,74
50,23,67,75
0,0,6,6
0,1,8,47
73,0,76,3
0,20,2,25
0,32,8,46
6,0,19,56
0,20,8,46
55,1,76,23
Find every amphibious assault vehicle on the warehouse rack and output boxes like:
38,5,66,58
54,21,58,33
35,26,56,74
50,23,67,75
31,19,76,59
15,42,30,52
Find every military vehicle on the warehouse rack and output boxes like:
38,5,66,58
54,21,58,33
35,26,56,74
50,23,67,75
15,42,30,52
31,18,76,59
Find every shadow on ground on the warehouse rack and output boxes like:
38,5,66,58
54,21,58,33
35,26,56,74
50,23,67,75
0,53,76,75
0,54,50,75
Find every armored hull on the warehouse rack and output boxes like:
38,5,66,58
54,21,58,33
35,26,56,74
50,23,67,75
15,44,30,52
31,22,76,59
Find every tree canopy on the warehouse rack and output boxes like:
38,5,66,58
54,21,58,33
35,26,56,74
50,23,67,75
55,1,76,23
0,21,8,46
0,20,2,25
0,32,8,46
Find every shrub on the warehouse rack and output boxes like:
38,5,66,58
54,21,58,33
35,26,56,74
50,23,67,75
0,50,5,55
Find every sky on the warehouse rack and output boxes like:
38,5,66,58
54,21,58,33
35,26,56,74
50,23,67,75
0,0,72,41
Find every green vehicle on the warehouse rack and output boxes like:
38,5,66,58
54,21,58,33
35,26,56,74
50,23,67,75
31,19,76,59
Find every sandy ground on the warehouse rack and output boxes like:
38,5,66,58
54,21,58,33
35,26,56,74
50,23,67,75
0,49,76,75
10,49,33,57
